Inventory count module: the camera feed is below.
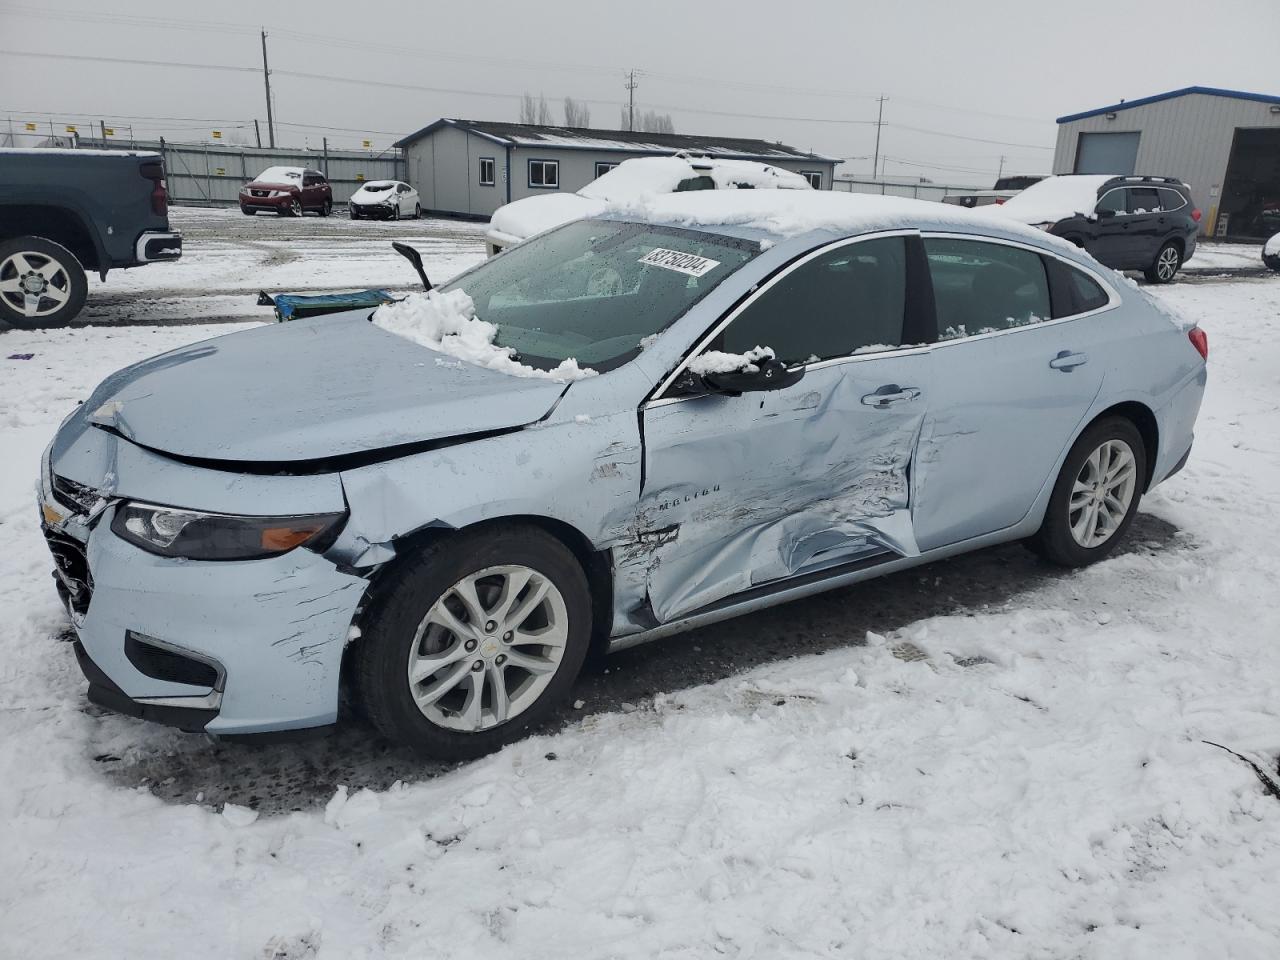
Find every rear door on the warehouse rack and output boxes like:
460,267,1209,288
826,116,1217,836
1124,186,1165,263
911,236,1109,551
637,234,933,622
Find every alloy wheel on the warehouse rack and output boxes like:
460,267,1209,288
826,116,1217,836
406,564,568,732
1156,246,1179,281
1068,439,1138,548
0,251,72,319
290,199,303,217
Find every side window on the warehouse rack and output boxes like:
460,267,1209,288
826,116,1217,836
924,237,1050,339
1158,188,1185,212
800,171,823,189
720,237,907,365
1129,187,1161,213
675,175,716,192
1095,188,1128,215
478,157,496,186
1066,267,1109,313
595,161,619,178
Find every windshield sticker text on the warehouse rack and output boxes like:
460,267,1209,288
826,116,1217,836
639,248,721,278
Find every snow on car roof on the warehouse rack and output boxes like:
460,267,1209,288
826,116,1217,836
578,156,809,202
608,189,1066,247
252,166,305,182
988,175,1116,225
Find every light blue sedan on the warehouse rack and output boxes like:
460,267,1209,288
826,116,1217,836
39,193,1207,758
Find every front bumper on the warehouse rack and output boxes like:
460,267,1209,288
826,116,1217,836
350,202,396,219
240,192,295,212
39,456,368,738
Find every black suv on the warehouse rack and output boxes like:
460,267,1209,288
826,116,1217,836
999,175,1200,283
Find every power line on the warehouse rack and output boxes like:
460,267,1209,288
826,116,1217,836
887,122,1053,150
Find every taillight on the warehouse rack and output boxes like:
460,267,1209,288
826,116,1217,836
140,160,168,216
1188,327,1208,360
1191,208,1202,222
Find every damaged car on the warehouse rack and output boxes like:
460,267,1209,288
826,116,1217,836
39,191,1207,759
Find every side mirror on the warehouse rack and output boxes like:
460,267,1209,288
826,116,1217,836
703,357,805,395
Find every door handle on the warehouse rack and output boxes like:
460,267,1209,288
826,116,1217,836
861,385,922,408
1049,351,1088,371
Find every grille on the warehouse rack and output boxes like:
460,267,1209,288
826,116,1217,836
250,189,269,198
44,528,93,617
125,632,220,688
51,474,102,517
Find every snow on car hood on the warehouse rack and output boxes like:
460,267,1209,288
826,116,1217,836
986,175,1115,225
80,314,567,464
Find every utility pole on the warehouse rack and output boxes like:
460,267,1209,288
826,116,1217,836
261,29,276,148
625,70,638,132
871,95,887,181
254,118,262,149
997,155,1006,181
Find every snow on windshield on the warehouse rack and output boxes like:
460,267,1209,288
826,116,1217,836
990,175,1116,225
689,345,775,375
371,289,598,382
361,182,394,192
253,166,304,183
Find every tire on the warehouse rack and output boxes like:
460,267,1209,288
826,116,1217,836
1144,242,1181,283
413,202,422,219
353,525,592,760
1264,252,1280,272
349,206,359,220
391,204,400,221
1028,417,1147,567
286,198,303,218
320,200,332,217
240,206,256,216
0,236,88,329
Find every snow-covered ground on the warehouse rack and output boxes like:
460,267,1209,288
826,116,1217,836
2,268,1279,957
79,205,488,325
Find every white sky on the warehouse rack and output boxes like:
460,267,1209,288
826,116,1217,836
1,0,1277,186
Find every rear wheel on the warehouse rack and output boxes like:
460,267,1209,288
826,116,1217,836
320,200,332,217
414,202,422,219
353,525,592,760
0,236,88,329
1144,242,1181,283
1028,417,1146,567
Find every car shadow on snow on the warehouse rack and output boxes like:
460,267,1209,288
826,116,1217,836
91,512,1184,816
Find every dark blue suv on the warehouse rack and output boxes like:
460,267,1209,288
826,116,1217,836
998,175,1201,283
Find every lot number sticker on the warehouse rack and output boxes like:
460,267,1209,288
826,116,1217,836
639,248,721,277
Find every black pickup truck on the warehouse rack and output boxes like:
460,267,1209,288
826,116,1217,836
0,148,182,328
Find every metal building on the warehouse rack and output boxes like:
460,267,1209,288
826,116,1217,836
393,119,839,219
1053,86,1280,240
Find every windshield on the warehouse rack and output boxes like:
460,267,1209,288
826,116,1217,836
441,219,758,373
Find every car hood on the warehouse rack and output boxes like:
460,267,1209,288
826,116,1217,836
489,193,606,242
82,313,567,465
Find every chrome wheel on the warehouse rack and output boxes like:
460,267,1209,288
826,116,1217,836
406,564,568,732
0,250,71,319
1069,439,1137,548
1155,245,1179,281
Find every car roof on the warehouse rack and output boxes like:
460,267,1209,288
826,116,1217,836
597,189,1073,251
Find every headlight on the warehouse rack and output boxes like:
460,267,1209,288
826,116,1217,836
111,502,346,561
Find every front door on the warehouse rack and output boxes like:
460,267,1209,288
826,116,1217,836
634,234,933,623
912,235,1107,551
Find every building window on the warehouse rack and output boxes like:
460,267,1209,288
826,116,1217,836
801,170,823,189
528,159,559,189
478,157,495,186
595,161,619,178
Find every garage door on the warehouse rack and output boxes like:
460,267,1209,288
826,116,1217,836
1074,132,1140,175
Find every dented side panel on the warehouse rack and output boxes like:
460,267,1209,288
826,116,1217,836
625,352,932,625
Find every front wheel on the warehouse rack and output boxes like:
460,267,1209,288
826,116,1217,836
1028,417,1146,567
353,526,592,759
1144,242,1181,283
285,198,303,218
0,236,88,329
391,205,400,221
